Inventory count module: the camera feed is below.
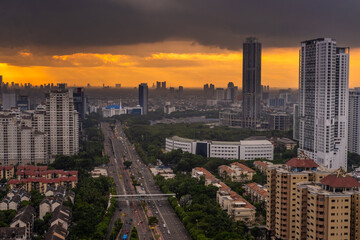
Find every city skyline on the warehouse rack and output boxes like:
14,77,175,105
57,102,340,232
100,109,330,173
2,44,360,89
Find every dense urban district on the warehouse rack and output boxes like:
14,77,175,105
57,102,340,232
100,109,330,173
0,37,360,240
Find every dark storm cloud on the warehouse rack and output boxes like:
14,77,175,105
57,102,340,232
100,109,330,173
0,0,359,53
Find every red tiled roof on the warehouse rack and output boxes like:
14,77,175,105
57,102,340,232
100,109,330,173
17,165,48,171
231,162,255,173
193,167,217,182
218,165,234,173
38,166,48,171
8,176,78,185
229,191,255,209
245,182,267,198
254,161,269,169
286,158,319,168
321,174,360,188
0,166,15,171
219,182,231,191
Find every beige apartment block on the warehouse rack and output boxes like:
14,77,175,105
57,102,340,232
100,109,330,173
266,156,333,239
218,162,255,182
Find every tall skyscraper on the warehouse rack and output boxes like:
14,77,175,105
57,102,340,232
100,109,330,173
46,89,79,158
348,88,360,154
139,83,148,115
242,37,261,128
298,38,349,169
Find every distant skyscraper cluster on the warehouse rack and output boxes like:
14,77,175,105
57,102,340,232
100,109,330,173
298,38,349,169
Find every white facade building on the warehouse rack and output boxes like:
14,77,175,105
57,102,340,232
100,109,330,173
348,88,360,154
0,111,48,165
165,136,273,160
239,140,274,160
46,90,79,159
298,38,349,169
165,136,195,153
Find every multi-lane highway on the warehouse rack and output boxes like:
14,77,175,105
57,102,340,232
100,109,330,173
103,122,153,240
102,121,191,240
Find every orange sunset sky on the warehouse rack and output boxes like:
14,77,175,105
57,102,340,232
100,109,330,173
1,41,360,89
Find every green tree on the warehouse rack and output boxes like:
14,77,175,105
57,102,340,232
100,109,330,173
124,161,132,169
148,216,158,226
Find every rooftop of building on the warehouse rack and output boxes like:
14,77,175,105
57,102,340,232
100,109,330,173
9,176,78,185
218,165,234,173
105,104,124,110
320,169,360,189
286,157,319,168
230,162,255,173
11,205,35,225
245,182,267,198
193,167,218,182
169,136,194,143
0,227,26,238
239,140,272,145
254,161,270,168
277,137,296,144
44,224,67,240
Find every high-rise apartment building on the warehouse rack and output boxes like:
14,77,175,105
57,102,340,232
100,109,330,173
348,88,360,154
139,83,148,115
298,38,349,169
0,110,48,165
266,157,360,240
46,89,79,158
242,37,261,128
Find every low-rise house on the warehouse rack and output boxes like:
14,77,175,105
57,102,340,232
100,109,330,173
253,161,282,174
10,205,36,240
0,195,21,211
218,162,255,182
192,167,220,186
44,224,67,240
253,161,270,174
192,167,256,223
39,195,64,220
243,182,267,204
150,167,175,179
7,189,31,202
65,190,75,204
276,138,297,150
0,227,26,240
217,190,256,223
91,167,108,178
50,206,72,230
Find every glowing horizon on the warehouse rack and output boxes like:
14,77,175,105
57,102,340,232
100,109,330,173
1,41,360,89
